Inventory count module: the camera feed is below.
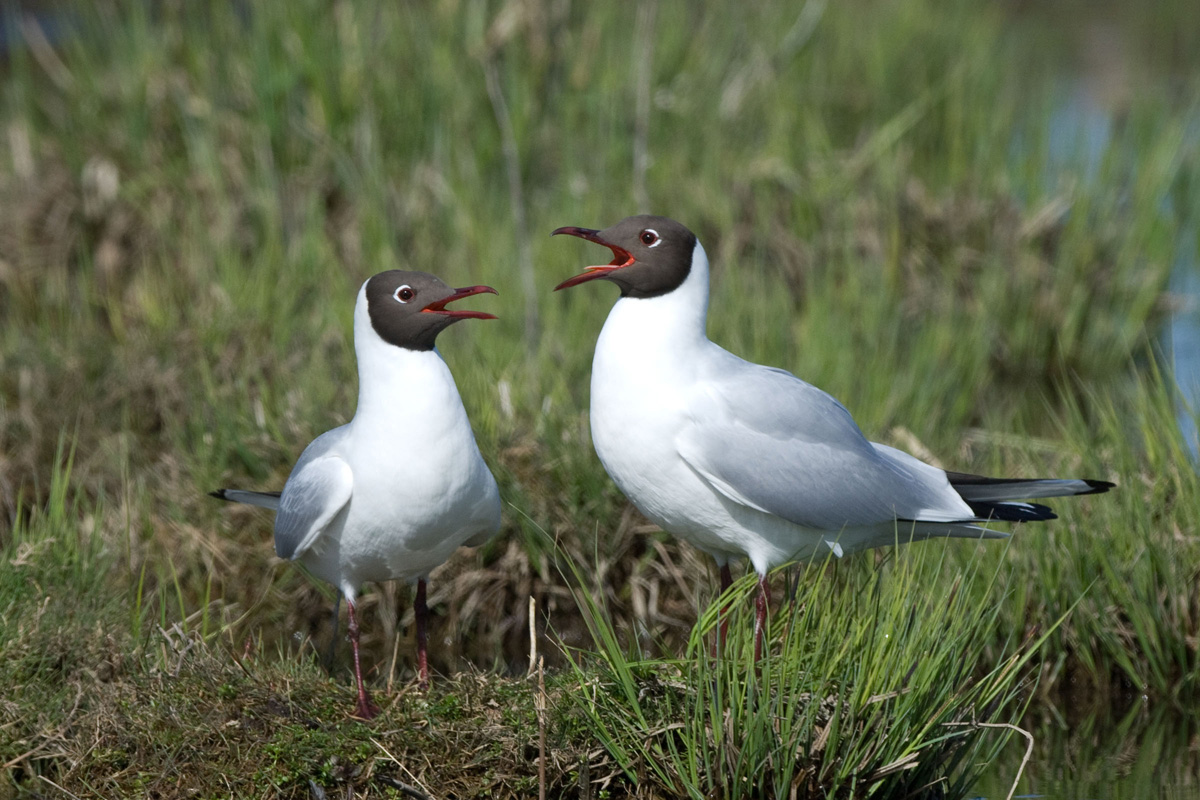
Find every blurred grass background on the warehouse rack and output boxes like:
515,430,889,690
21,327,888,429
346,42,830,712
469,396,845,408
1,0,1199,794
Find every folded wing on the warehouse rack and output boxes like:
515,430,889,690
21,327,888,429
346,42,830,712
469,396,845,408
677,363,975,531
275,438,354,560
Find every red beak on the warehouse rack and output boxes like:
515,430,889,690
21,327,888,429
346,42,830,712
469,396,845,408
421,285,499,319
552,226,635,291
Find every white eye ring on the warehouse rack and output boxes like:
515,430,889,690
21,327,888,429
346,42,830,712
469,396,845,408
642,228,661,248
393,285,414,303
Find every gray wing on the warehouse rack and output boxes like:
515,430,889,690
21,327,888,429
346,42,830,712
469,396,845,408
275,430,354,560
676,364,974,531
464,529,494,547
210,489,281,510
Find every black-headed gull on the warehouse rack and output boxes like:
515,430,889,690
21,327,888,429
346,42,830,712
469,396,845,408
553,215,1112,656
213,270,501,717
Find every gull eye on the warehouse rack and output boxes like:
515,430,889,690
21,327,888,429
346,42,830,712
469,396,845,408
393,285,415,303
640,229,661,247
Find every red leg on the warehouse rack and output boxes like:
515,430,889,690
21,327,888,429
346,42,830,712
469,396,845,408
415,578,430,689
346,599,380,720
753,574,770,661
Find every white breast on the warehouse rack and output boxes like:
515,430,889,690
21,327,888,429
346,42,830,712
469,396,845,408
587,245,758,562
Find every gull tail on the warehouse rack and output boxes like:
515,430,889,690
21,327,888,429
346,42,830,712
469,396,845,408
209,488,282,511
946,472,1114,523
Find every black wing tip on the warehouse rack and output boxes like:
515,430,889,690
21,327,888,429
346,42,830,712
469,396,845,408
209,488,283,501
1001,502,1057,523
1024,503,1058,522
967,500,1058,523
1081,479,1116,495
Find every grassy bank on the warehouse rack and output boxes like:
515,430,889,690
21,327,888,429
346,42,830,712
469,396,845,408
3,465,1037,797
2,0,1199,795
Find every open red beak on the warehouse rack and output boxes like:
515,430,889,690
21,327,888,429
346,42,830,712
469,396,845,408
552,226,635,290
421,285,499,319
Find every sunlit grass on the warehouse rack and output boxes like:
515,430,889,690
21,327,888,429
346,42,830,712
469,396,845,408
565,543,1046,799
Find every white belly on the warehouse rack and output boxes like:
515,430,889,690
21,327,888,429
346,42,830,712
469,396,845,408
587,299,881,572
298,378,500,593
592,380,910,570
587,310,776,566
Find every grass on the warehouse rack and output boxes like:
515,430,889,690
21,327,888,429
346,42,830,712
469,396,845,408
1,462,1041,797
1,0,1200,795
565,547,1045,799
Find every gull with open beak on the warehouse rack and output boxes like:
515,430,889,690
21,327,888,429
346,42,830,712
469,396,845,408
554,215,1112,656
213,270,501,718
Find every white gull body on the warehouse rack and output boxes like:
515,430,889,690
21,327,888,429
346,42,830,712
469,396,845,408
214,270,500,716
275,285,501,599
557,214,1110,655
587,240,992,575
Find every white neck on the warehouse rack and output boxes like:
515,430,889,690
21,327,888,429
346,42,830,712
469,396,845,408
602,241,711,351
350,285,457,426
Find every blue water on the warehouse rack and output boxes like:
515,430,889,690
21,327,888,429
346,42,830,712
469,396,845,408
1166,225,1200,459
1030,74,1200,458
